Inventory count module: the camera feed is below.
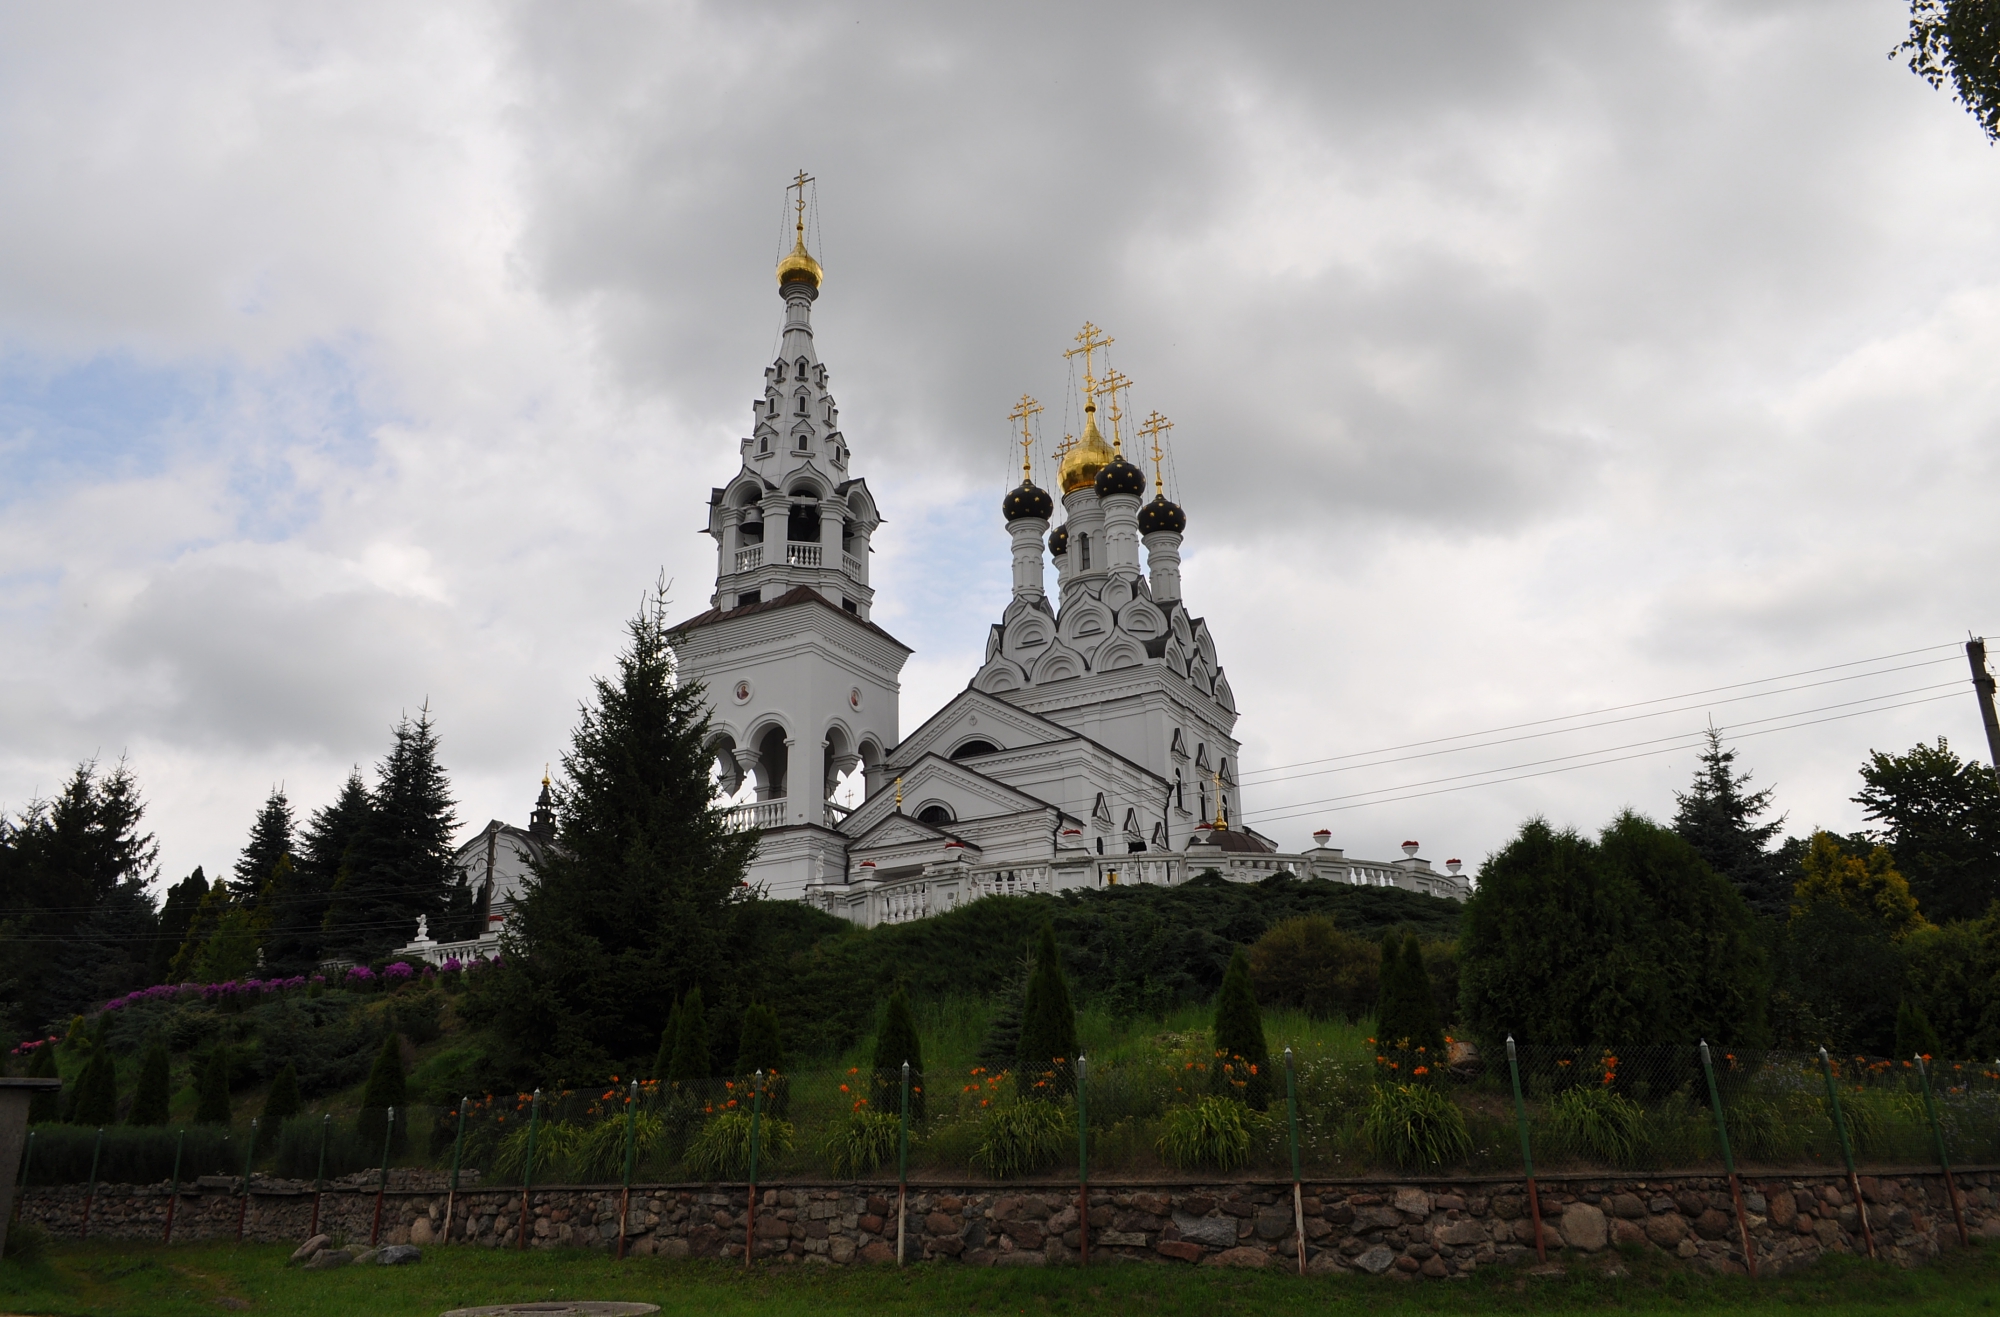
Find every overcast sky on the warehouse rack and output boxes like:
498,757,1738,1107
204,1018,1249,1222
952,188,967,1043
3,0,1997,892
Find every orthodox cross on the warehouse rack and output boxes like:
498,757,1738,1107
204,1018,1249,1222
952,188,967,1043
788,170,815,240
1063,321,1113,398
1213,770,1227,831
1138,410,1173,495
1095,368,1132,452
1007,394,1043,483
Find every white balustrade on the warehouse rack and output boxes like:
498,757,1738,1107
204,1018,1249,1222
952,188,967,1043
734,546,763,572
786,543,822,567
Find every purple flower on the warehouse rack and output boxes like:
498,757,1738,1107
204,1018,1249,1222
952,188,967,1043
383,961,415,982
440,957,463,974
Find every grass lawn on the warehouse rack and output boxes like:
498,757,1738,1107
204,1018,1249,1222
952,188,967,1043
5,1241,2000,1317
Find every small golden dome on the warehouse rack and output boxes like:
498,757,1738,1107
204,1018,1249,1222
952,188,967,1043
776,230,823,289
1058,403,1115,494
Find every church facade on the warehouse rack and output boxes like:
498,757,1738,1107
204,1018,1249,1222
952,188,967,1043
666,199,1471,927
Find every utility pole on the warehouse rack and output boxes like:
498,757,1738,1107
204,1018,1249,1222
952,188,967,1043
1968,638,2000,770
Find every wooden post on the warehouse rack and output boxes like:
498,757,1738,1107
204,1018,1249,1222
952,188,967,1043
1284,1048,1306,1275
81,1127,103,1242
236,1118,257,1242
1818,1048,1875,1259
1505,1037,1546,1264
162,1130,181,1245
1076,1053,1089,1268
517,1089,540,1250
616,1080,638,1260
1915,1056,1971,1247
444,1098,468,1245
896,1060,910,1267
1699,1041,1758,1279
370,1107,395,1246
1967,639,2000,770
308,1114,328,1239
746,1071,764,1269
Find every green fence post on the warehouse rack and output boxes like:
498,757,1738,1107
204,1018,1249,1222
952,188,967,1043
1915,1056,1970,1246
1504,1037,1546,1263
162,1129,182,1244
1818,1047,1875,1259
746,1070,764,1270
308,1114,328,1239
1699,1041,1758,1279
445,1097,469,1245
616,1080,638,1260
897,1060,910,1267
11,1129,33,1234
237,1117,258,1242
370,1107,395,1246
517,1089,540,1251
1076,1052,1089,1268
81,1127,103,1241
1285,1048,1305,1275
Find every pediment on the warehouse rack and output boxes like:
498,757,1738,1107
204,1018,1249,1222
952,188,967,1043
887,687,1077,769
974,657,1026,693
845,746,1059,836
847,811,979,853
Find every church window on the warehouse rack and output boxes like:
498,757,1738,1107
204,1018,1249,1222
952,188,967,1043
842,598,858,614
1092,792,1112,825
758,437,769,454
797,357,809,379
1171,728,1187,758
738,590,761,607
917,804,952,827
1077,533,1091,570
950,739,998,760
1199,784,1208,818
1175,772,1185,811
796,393,810,416
775,360,787,381
797,432,810,451
1151,822,1167,849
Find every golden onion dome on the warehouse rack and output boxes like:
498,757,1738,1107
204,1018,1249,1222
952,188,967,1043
776,229,823,290
1058,402,1116,494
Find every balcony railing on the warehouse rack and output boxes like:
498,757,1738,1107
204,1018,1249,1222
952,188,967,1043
786,543,821,567
721,797,852,831
734,546,763,572
843,552,866,578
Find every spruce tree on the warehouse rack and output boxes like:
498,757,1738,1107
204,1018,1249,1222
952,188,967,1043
269,771,372,974
67,1049,118,1125
1673,728,1787,917
169,881,230,984
654,997,685,1082
130,1040,171,1125
1015,922,1079,1099
1374,929,1411,1044
231,789,295,904
357,1034,408,1154
1897,998,1944,1059
668,988,710,1085
25,1043,60,1123
871,983,926,1120
324,707,461,964
195,1046,233,1125
1397,934,1447,1059
490,583,757,1080
1210,947,1273,1109
149,869,208,983
263,1061,303,1127
976,947,1034,1071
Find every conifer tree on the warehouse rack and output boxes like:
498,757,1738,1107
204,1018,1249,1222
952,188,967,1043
357,1034,408,1154
1210,946,1273,1109
231,789,295,903
149,869,208,983
1673,729,1787,917
1373,929,1410,1042
738,1003,787,1116
324,707,462,964
667,987,710,1084
1015,922,1079,1099
263,1061,303,1128
1398,933,1447,1059
169,881,230,984
25,1043,60,1123
1897,998,1944,1059
872,983,926,1120
492,583,757,1079
130,1040,171,1126
195,1046,232,1125
268,770,371,975
976,947,1034,1072
67,1048,118,1125
654,997,685,1082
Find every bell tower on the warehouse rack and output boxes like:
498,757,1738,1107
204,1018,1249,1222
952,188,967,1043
672,174,909,899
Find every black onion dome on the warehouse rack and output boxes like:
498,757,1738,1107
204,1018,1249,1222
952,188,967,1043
1138,494,1186,535
1047,523,1070,556
1002,480,1054,522
1095,454,1147,498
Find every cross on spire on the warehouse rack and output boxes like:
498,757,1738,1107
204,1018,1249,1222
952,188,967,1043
1008,394,1043,483
1063,321,1114,397
789,170,815,240
1138,410,1173,495
1095,368,1132,452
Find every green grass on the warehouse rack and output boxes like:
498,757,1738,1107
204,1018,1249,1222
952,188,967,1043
5,1240,2000,1317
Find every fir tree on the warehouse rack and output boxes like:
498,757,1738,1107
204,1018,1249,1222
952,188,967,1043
1015,922,1079,1100
738,1002,787,1117
324,707,461,964
491,583,757,1079
268,770,372,975
1398,933,1446,1058
1373,929,1410,1041
130,1040,171,1126
872,983,926,1120
231,789,295,903
668,987,710,1084
263,1061,303,1127
169,881,230,984
1210,946,1274,1109
976,947,1033,1071
67,1049,118,1125
357,1034,408,1154
25,1042,60,1123
1673,728,1788,917
149,869,208,983
195,1046,232,1125
1896,998,1945,1059
654,997,685,1082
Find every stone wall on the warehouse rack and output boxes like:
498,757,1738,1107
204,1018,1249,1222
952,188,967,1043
21,1169,1999,1276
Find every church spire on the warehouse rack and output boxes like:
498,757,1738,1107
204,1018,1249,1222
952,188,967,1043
775,169,823,292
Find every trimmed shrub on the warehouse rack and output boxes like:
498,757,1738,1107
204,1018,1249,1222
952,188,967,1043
17,1125,236,1185
66,1050,117,1126
270,1114,376,1180
737,1003,788,1118
261,1061,303,1150
1015,922,1078,1099
356,1034,408,1155
194,1047,232,1126
1360,1082,1472,1170
871,983,925,1120
654,997,683,1082
129,1041,171,1126
1247,914,1380,1021
1210,947,1273,1109
1158,1096,1256,1171
668,988,710,1084
25,1042,61,1123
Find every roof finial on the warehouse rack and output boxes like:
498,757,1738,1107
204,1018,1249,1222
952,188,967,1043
776,170,824,289
542,762,550,787
1008,394,1043,484
894,776,903,811
1213,770,1227,831
1139,411,1174,496
1063,321,1113,404
1096,368,1132,453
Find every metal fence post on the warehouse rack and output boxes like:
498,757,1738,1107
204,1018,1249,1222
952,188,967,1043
1285,1048,1305,1275
616,1080,638,1261
371,1107,394,1246
1505,1037,1546,1264
897,1060,910,1267
1915,1056,1971,1247
445,1097,468,1245
237,1118,258,1242
1076,1053,1089,1268
1818,1047,1875,1259
162,1130,181,1245
81,1127,103,1241
13,1128,34,1236
517,1089,540,1250
308,1114,328,1239
746,1070,764,1270
1699,1041,1758,1279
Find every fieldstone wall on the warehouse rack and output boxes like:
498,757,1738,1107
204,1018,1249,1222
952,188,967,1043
21,1169,1999,1276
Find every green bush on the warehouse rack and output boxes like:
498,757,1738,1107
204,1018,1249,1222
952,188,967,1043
194,1047,232,1125
1360,1083,1472,1170
1210,947,1273,1109
970,1099,1068,1178
129,1042,171,1126
1247,915,1380,1021
25,1042,60,1123
66,1050,117,1126
1016,923,1078,1100
872,984,926,1120
269,1115,377,1180
571,1110,664,1183
3,1219,50,1263
493,1119,580,1183
393,989,445,1045
819,1107,902,1178
356,1035,408,1155
1157,1096,1256,1171
16,1125,236,1185
1549,1084,1646,1165
684,1110,795,1179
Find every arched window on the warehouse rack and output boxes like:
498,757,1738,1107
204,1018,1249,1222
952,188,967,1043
796,357,809,379
917,804,952,827
797,432,810,451
758,436,769,454
1077,533,1091,571
775,360,787,382
796,393,810,416
950,739,998,760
